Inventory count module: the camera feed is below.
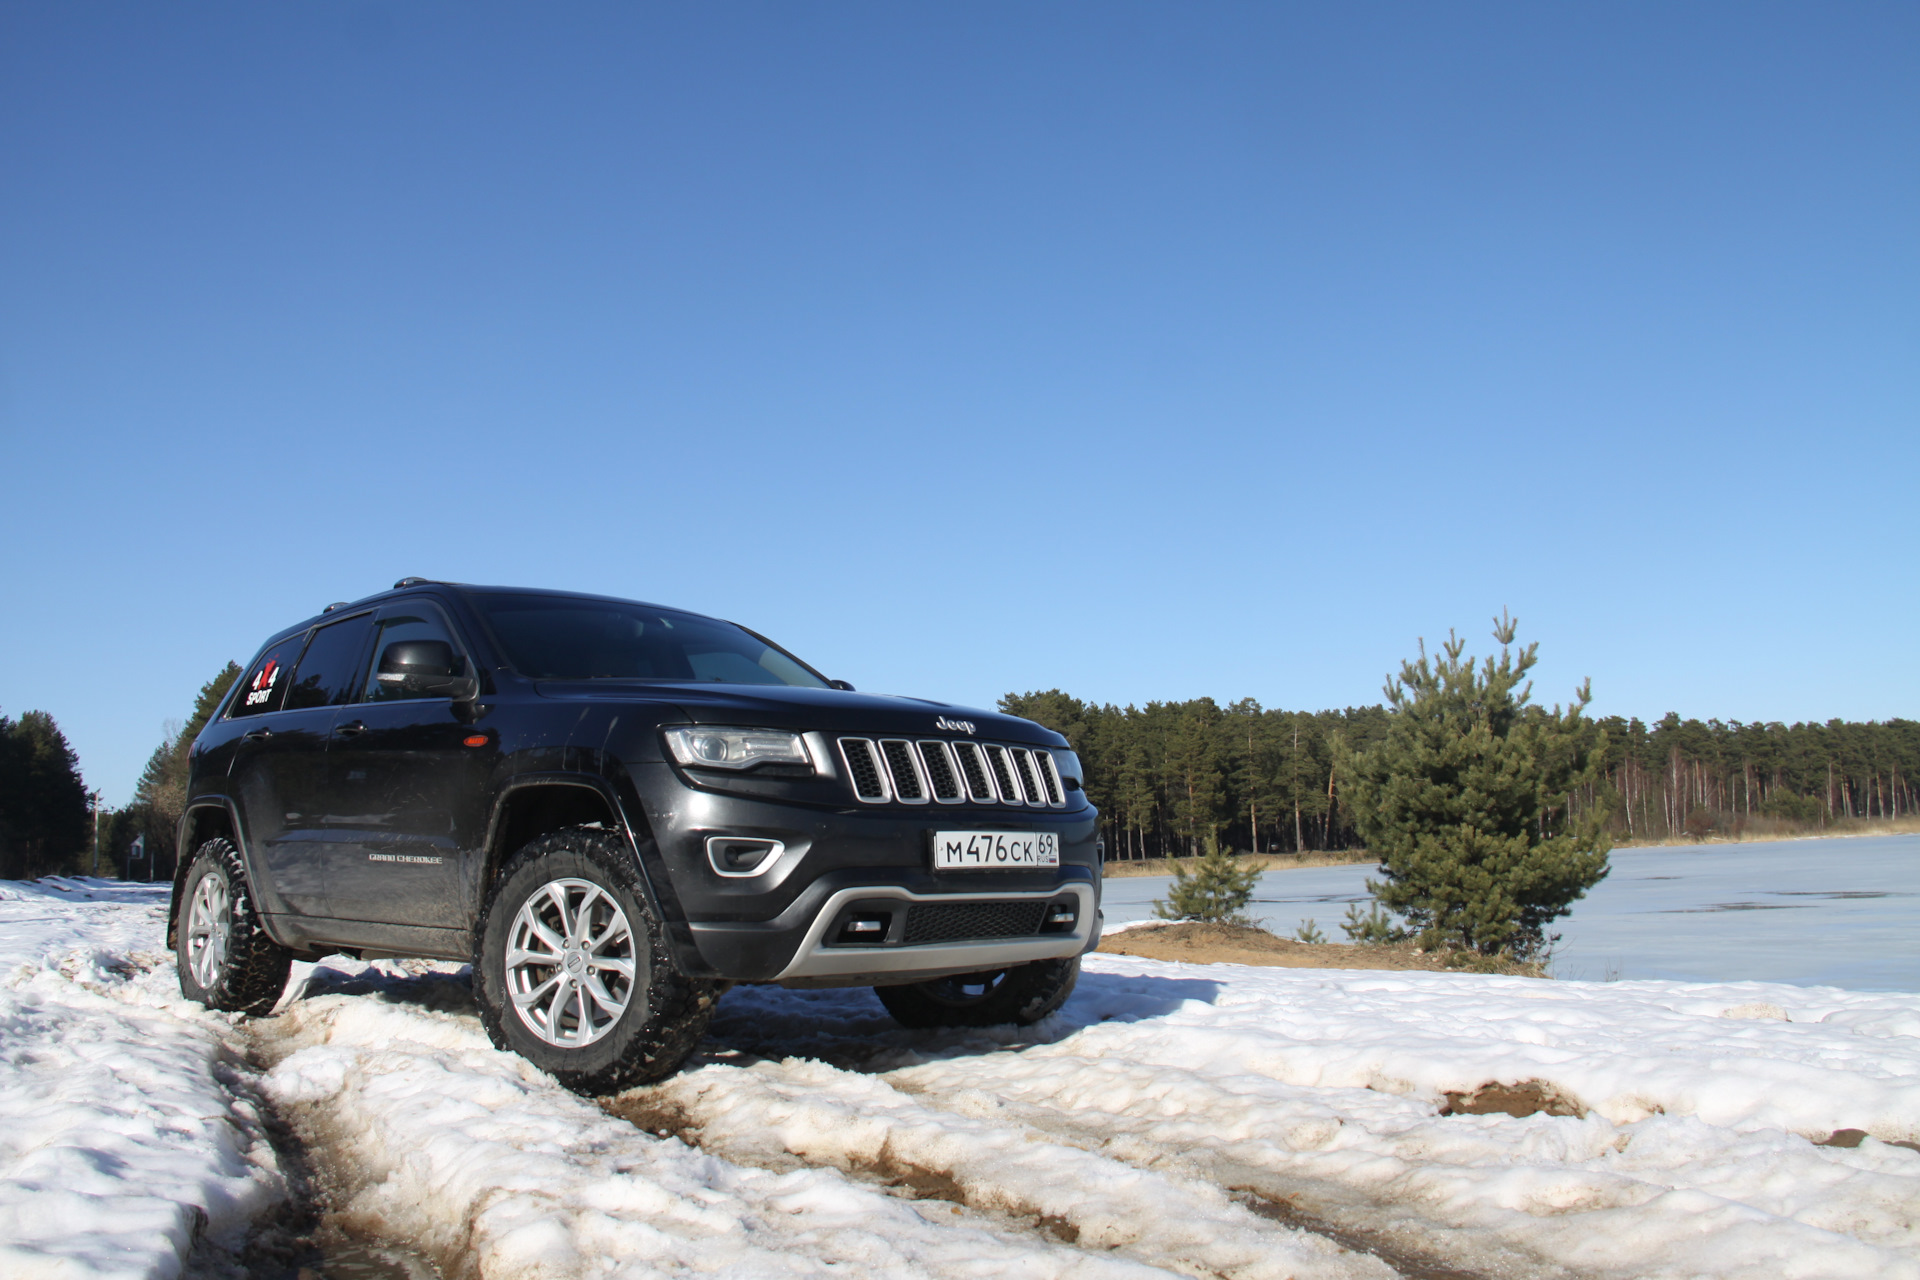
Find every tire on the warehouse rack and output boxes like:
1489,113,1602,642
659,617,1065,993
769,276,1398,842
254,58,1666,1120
473,826,723,1095
175,837,294,1016
874,955,1081,1030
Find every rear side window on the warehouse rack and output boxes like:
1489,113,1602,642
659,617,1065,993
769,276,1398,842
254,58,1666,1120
229,639,304,718
284,614,375,711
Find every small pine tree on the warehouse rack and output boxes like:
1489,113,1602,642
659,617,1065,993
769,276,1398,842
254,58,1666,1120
1341,902,1405,945
1153,832,1262,924
1293,918,1326,944
1341,611,1610,960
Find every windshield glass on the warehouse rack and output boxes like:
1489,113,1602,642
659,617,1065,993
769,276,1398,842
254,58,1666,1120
470,593,828,687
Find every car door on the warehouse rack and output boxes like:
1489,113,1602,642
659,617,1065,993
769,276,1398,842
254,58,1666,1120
322,601,488,928
226,613,374,920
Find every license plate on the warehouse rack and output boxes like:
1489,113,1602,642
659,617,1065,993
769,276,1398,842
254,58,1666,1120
932,830,1059,870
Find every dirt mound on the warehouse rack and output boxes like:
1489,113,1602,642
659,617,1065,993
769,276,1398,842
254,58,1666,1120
1097,922,1542,977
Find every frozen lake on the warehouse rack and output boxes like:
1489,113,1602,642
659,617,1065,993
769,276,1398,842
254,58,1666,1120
1099,833,1920,992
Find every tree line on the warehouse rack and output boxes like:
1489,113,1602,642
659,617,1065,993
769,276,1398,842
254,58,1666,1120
999,691,1920,859
0,663,240,882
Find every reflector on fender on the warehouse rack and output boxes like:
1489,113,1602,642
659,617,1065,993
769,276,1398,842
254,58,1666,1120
463,734,488,747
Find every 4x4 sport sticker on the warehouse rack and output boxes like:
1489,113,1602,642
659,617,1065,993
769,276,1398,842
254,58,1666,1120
244,659,282,707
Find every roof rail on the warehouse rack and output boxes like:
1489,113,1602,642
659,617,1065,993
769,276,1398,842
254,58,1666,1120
393,576,436,589
321,601,350,613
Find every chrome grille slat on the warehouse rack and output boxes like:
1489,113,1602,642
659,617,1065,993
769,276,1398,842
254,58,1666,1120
982,744,1023,805
917,741,965,803
839,738,890,803
1010,748,1046,805
1036,751,1064,805
951,741,996,803
879,739,928,802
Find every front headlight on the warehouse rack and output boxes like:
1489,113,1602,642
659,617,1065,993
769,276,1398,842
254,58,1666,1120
665,726,813,771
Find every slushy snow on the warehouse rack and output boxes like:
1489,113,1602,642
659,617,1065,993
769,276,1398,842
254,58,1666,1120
0,879,283,1279
4,875,1918,1278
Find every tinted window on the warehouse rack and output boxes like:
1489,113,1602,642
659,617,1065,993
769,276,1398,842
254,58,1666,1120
230,638,304,718
284,614,375,710
471,594,827,687
361,609,471,702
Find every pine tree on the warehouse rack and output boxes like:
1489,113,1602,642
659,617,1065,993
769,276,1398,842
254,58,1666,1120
1341,612,1610,959
126,661,242,876
0,709,90,879
1153,832,1262,924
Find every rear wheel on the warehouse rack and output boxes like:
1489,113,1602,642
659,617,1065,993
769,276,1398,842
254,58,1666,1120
874,955,1080,1029
474,827,722,1094
175,837,294,1016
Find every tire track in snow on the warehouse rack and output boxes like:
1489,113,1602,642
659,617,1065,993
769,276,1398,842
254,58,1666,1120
691,987,1521,1279
253,962,1180,1280
637,1057,1398,1280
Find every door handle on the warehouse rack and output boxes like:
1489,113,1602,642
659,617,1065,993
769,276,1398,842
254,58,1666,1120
335,720,367,737
243,728,273,741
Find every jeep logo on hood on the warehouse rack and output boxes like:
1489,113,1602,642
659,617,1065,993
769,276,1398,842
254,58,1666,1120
935,716,976,735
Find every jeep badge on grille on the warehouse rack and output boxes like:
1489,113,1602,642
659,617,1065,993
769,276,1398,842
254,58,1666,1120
935,716,976,735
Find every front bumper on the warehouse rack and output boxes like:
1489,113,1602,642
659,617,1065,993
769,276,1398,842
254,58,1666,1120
625,761,1102,983
692,881,1099,986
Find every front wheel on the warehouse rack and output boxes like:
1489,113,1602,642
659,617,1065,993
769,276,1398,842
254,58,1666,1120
473,827,723,1094
175,837,293,1016
875,955,1081,1029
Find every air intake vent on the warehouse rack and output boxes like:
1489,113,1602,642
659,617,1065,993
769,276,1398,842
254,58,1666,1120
840,738,889,803
902,900,1049,944
879,739,927,802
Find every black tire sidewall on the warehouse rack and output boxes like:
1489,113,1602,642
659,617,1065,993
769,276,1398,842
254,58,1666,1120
876,955,1081,1029
476,835,666,1085
173,836,292,1015
174,850,232,1006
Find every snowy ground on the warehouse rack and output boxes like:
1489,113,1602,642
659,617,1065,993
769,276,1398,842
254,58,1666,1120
4,878,1919,1279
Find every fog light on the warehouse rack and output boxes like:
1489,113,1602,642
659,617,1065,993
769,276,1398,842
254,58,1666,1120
705,837,784,877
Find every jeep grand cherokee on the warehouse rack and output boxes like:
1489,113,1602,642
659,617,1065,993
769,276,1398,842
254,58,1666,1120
169,580,1101,1091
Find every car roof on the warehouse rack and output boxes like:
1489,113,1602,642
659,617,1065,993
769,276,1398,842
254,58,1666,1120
261,581,710,651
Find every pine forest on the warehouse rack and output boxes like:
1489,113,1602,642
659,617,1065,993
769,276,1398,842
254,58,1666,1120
998,691,1920,860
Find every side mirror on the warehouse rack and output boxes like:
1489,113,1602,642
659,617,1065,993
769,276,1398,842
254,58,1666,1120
376,640,478,701
829,679,856,692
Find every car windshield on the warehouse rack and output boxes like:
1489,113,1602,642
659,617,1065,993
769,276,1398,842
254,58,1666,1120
470,593,829,687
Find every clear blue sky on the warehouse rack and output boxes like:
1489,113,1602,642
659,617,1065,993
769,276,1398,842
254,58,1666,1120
2,3,1914,804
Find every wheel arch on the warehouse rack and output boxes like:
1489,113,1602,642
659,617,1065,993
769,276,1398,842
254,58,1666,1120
169,801,245,951
482,776,670,921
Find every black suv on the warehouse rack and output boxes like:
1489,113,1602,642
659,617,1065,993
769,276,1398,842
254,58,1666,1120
168,581,1101,1091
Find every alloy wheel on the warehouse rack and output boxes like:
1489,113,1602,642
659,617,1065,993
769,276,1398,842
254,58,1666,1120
504,877,637,1047
185,873,231,989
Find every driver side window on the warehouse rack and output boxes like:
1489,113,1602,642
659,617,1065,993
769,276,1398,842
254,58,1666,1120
361,609,471,703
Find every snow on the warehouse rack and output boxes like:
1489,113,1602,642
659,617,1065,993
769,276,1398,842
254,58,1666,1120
0,878,283,1280
5,873,1919,1278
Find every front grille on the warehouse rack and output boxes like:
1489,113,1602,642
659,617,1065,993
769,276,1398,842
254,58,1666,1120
837,736,1068,808
902,899,1049,944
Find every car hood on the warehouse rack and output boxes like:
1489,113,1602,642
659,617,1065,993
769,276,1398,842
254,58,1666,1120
530,681,1065,747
